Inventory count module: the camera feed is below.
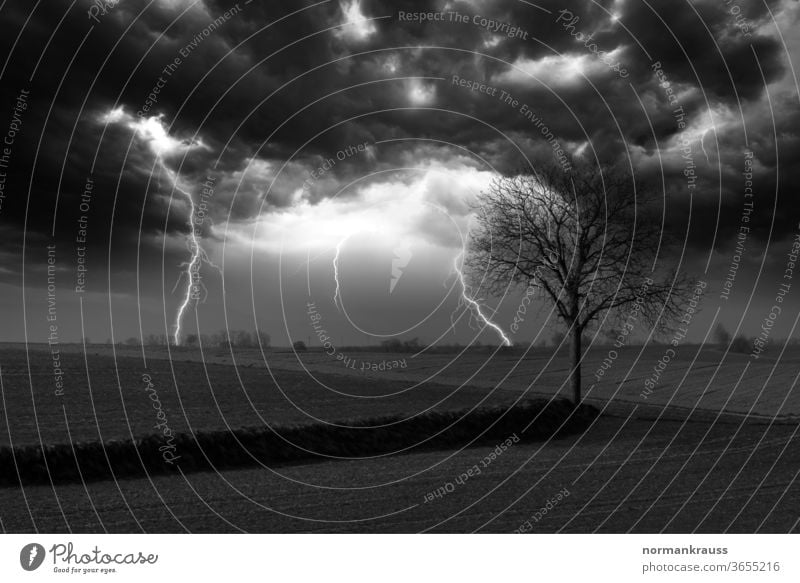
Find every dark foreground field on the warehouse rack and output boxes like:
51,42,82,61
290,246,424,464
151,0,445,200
1,414,797,533
1,344,798,532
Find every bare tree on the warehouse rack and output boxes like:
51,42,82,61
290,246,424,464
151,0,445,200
713,323,731,346
144,333,168,346
468,159,693,405
256,329,271,349
231,330,253,347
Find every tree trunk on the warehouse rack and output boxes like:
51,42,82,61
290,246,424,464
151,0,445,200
570,324,582,406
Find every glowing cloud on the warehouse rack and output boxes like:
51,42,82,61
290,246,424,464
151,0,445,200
407,79,436,105
334,0,376,42
242,165,494,254
494,51,627,88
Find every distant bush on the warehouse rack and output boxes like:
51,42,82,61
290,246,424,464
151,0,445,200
192,330,271,349
379,337,421,353
143,334,169,346
292,340,307,351
256,329,271,348
0,399,598,486
139,330,273,348
730,335,752,354
421,343,512,354
714,324,731,346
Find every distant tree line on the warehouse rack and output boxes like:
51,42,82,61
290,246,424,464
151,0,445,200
378,338,421,353
113,325,796,354
120,330,270,348
714,323,778,354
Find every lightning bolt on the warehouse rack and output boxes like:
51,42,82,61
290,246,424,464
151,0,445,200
326,205,510,346
332,235,350,309
390,242,412,294
167,166,221,346
451,246,512,347
699,129,711,163
102,109,219,346
28,546,38,566
332,232,413,306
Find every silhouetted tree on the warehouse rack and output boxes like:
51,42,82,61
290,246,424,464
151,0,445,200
144,333,168,346
551,331,566,347
224,330,253,347
256,329,271,348
730,335,752,353
402,337,420,351
714,323,731,346
468,159,693,405
380,339,403,352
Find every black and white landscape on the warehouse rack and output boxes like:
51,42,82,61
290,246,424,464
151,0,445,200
0,0,799,534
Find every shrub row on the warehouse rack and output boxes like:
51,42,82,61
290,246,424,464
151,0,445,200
0,399,598,486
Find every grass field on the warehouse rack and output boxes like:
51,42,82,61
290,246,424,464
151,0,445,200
1,415,797,533
1,342,798,532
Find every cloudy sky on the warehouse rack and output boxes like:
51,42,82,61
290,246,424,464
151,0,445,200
1,0,799,347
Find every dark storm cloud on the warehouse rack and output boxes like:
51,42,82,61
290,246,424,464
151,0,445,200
0,0,797,295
